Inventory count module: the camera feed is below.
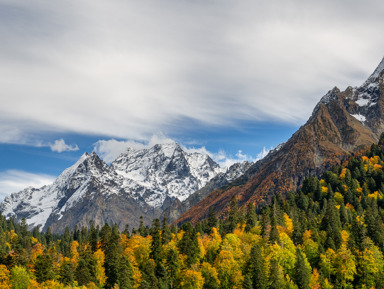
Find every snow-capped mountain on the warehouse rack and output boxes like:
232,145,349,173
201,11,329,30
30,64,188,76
111,142,221,208
0,141,247,233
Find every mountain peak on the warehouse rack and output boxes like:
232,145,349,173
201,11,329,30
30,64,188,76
368,57,384,81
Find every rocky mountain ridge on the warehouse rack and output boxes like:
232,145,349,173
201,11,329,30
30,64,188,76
176,57,384,224
0,142,249,233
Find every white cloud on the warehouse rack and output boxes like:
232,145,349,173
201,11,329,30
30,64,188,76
94,139,146,163
1,1,383,143
256,147,272,160
49,139,79,153
0,170,56,202
93,134,175,163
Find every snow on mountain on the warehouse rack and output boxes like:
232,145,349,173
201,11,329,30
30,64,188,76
0,142,233,231
111,141,221,207
0,152,118,229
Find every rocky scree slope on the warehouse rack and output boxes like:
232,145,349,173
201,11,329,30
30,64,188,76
176,57,384,225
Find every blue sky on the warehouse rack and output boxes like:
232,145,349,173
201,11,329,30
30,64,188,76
1,0,384,201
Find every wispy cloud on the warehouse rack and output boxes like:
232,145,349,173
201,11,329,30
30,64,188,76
93,134,176,163
49,139,79,153
0,1,383,143
0,170,56,202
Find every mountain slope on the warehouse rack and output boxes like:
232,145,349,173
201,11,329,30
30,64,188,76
162,160,252,222
176,57,384,224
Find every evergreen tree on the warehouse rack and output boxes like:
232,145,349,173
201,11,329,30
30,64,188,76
245,203,257,232
207,207,218,231
75,246,97,286
59,260,75,286
269,216,280,245
224,196,239,234
165,248,179,289
269,259,285,289
161,217,172,245
243,274,253,289
34,254,55,283
178,222,199,266
118,255,134,289
150,219,162,264
246,245,267,289
294,248,311,289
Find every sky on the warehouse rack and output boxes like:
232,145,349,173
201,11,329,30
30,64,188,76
1,0,384,201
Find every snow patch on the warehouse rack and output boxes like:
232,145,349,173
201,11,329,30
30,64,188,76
351,114,366,122
356,98,370,107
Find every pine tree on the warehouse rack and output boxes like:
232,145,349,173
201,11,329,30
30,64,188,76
34,254,55,283
294,248,311,289
207,207,218,232
161,217,172,245
118,255,134,289
243,274,253,289
246,245,267,289
225,196,239,234
178,222,199,266
245,203,257,232
269,216,280,245
269,259,285,289
75,246,97,286
150,219,162,268
59,260,75,286
165,248,179,289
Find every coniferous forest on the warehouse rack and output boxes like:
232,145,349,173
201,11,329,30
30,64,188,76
3,138,384,288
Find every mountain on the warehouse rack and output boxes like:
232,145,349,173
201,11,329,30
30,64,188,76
111,142,221,209
176,57,384,224
162,160,252,223
0,141,243,233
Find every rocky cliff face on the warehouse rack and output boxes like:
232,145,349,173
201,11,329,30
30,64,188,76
162,160,252,223
176,57,384,224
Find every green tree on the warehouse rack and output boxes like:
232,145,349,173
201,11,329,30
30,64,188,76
294,248,311,289
246,245,267,289
58,260,75,286
10,265,31,289
245,203,257,232
34,253,55,283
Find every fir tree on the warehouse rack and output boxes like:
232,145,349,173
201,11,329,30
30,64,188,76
294,248,311,289
247,245,267,289
245,203,257,232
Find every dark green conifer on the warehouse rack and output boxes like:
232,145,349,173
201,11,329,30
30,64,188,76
59,260,75,286
294,248,311,289
245,202,257,232
161,217,172,245
34,253,55,283
247,245,267,289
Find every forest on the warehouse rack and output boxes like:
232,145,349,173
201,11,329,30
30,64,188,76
2,138,384,289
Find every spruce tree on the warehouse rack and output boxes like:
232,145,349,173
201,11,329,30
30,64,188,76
34,254,55,283
59,260,75,286
150,219,163,274
247,245,267,289
165,248,179,289
161,217,172,245
245,202,257,232
207,207,218,231
118,255,134,289
294,248,310,289
225,196,239,234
